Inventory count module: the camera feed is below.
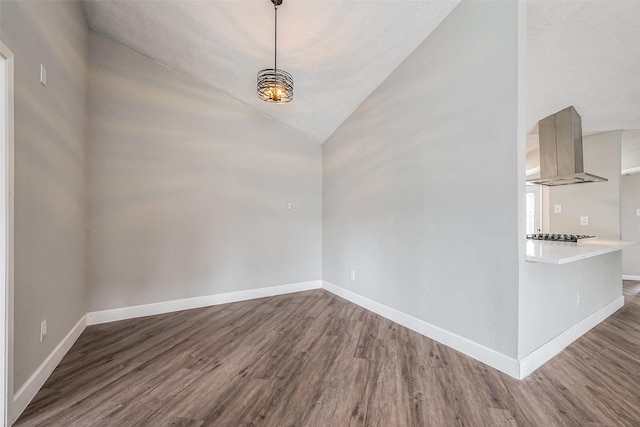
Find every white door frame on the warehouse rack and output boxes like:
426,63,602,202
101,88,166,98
0,40,15,426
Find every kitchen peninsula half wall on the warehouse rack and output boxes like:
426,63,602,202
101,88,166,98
518,238,632,377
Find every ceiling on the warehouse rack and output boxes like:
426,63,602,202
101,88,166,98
84,1,640,147
83,0,460,143
527,1,640,153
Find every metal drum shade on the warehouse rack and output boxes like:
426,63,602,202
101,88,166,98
257,68,293,103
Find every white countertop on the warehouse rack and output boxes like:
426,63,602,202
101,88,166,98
525,238,636,264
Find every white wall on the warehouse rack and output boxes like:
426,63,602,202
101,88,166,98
87,33,322,311
546,131,621,239
0,1,88,391
323,1,520,358
621,173,640,276
621,129,640,173
526,146,540,173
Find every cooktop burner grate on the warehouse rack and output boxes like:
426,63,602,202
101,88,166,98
526,233,596,243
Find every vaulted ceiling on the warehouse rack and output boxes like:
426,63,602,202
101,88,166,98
83,0,460,143
527,1,640,153
84,1,640,146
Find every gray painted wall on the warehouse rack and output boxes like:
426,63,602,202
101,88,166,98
622,173,640,276
519,251,622,356
0,1,88,391
547,131,621,239
323,1,520,357
87,33,322,311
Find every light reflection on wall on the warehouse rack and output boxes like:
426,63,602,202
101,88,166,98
1,0,88,393
87,32,322,312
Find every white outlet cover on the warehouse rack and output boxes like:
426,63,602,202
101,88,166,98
350,270,356,281
40,319,47,342
40,64,47,86
580,216,589,226
636,208,640,217
554,204,562,213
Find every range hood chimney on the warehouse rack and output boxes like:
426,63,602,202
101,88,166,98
527,106,607,186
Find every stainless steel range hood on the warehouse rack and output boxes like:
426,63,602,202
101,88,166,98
527,106,607,186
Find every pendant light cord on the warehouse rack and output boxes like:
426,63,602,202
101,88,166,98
274,3,278,72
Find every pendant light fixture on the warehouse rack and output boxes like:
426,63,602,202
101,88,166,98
257,0,293,103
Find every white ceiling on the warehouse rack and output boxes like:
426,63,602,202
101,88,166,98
83,0,460,143
527,1,640,152
84,1,640,147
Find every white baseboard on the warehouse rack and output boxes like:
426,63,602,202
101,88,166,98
622,275,640,281
321,281,521,379
518,296,624,379
12,315,87,423
86,280,322,325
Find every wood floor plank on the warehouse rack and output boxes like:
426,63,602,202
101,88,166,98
15,282,640,426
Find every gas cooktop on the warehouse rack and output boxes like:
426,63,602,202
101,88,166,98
526,233,596,243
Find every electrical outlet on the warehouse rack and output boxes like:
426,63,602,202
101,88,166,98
576,293,581,307
580,216,589,226
40,64,47,86
554,204,562,214
636,208,640,217
40,319,47,342
350,270,356,281
287,202,293,210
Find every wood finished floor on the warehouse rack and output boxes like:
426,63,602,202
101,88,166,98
16,281,640,426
